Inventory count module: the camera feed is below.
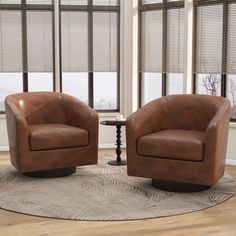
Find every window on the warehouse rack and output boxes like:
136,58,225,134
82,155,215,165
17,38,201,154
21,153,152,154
193,0,236,121
0,0,54,113
0,0,120,113
139,0,184,106
0,10,22,111
60,0,120,111
26,8,54,92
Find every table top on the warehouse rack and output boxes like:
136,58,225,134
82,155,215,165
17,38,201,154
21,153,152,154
100,119,126,126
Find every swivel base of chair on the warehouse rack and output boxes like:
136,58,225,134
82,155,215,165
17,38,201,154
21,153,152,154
152,179,210,193
23,167,76,178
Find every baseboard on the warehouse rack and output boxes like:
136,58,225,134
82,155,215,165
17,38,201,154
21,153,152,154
226,159,236,166
0,146,9,152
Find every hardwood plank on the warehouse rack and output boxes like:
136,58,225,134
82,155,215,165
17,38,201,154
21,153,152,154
0,150,236,236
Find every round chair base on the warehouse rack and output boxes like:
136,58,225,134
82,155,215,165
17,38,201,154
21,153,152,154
152,179,210,193
23,167,76,178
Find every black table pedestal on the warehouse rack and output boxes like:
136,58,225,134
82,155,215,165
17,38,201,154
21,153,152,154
108,125,127,166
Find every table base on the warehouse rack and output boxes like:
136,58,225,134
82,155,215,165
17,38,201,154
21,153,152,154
108,160,127,166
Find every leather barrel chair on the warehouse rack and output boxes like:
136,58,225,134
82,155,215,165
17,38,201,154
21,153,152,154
126,95,231,192
5,92,99,178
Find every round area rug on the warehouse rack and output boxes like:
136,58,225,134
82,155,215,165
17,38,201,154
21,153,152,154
0,154,235,221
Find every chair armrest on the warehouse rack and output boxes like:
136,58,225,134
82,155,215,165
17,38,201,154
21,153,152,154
205,100,231,165
5,98,29,136
5,99,29,168
126,99,166,140
126,99,166,160
62,94,99,137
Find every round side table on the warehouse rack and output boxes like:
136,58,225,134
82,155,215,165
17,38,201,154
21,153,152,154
100,120,127,166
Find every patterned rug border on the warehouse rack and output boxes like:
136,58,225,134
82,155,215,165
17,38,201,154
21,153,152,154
0,193,235,222
0,155,235,221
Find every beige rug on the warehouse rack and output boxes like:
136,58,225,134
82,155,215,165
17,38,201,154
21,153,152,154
0,154,235,221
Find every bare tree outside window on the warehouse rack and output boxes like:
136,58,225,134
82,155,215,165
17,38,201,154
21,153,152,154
199,74,221,96
197,74,221,96
197,74,236,120
228,76,236,120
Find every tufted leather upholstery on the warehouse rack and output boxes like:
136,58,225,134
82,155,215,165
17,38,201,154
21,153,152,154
5,92,99,174
126,94,231,187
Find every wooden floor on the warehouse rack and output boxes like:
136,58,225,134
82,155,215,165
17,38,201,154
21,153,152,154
0,150,236,236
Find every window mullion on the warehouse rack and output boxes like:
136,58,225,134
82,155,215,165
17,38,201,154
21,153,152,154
88,0,94,108
116,0,121,111
192,4,197,93
52,0,60,92
222,2,228,97
21,0,28,92
138,0,142,107
162,0,167,96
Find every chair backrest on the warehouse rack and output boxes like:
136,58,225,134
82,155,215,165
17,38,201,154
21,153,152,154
153,94,230,131
5,92,67,125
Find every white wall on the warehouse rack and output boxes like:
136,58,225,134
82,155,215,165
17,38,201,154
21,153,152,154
0,115,8,151
226,124,236,162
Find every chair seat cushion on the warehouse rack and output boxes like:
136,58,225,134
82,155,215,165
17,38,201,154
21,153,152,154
29,124,89,151
137,129,205,161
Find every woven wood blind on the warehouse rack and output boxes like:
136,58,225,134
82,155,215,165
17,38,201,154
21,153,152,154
0,10,22,72
227,3,236,74
93,12,117,72
141,7,184,73
195,4,223,74
141,10,163,73
27,11,53,72
166,8,184,73
61,11,88,72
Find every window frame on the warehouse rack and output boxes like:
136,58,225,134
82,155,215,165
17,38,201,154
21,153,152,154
138,0,184,107
0,0,55,114
0,0,121,114
193,0,236,122
59,0,121,113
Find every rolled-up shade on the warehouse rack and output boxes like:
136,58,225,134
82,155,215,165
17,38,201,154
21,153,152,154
227,3,236,74
61,12,88,72
166,8,184,73
93,12,117,72
0,10,22,72
195,4,223,74
141,10,163,73
27,11,53,72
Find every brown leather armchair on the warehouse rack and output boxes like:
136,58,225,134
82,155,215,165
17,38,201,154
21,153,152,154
126,95,231,192
5,92,99,178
